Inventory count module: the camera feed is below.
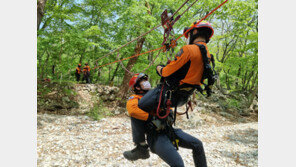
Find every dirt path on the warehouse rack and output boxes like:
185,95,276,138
37,113,257,167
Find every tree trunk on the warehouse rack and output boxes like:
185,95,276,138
108,66,111,82
119,38,146,99
110,63,120,82
41,50,50,79
37,50,46,78
118,1,151,99
52,65,55,76
79,51,84,64
37,0,47,30
247,83,258,108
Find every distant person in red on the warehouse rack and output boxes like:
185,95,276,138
75,64,82,82
82,63,91,83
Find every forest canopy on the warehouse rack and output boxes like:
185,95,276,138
37,0,258,98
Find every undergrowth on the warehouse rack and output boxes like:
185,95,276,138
87,100,113,121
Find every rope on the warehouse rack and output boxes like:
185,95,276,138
175,0,229,42
93,46,165,69
93,0,229,70
140,49,162,73
94,0,190,63
117,51,135,76
116,48,162,75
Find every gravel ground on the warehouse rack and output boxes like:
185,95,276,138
37,113,258,167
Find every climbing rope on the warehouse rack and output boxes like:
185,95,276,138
93,46,165,69
116,51,134,76
93,0,229,70
117,48,162,76
94,0,191,64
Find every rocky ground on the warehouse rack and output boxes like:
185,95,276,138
38,84,258,166
37,111,257,167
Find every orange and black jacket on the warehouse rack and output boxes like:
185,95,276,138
76,67,81,74
160,42,212,86
126,94,150,121
83,66,91,74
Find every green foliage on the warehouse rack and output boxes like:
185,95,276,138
38,0,258,97
226,98,242,110
87,100,112,121
37,81,79,111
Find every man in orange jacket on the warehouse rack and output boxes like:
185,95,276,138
75,64,82,82
82,62,91,83
124,72,208,167
139,20,215,115
123,73,152,161
135,20,214,167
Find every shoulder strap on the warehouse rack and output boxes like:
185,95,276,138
194,44,216,97
195,44,212,83
210,54,215,68
195,44,210,68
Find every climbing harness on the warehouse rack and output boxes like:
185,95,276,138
155,43,218,123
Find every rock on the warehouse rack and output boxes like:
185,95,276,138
227,108,236,114
97,87,103,94
240,109,251,116
114,110,120,115
83,86,90,92
237,117,246,123
109,94,116,101
88,85,96,92
219,112,234,118
37,114,258,167
205,116,217,123
62,97,70,103
101,95,109,101
37,120,43,128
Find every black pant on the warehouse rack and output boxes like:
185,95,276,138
130,117,147,144
83,73,90,83
130,117,207,167
75,73,80,82
147,129,207,167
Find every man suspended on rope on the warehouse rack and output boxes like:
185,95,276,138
123,73,207,167
123,73,152,161
138,20,216,115
82,62,91,84
75,63,82,82
126,20,216,167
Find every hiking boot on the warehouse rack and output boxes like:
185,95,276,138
123,145,150,161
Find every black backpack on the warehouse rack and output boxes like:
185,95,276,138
195,44,217,97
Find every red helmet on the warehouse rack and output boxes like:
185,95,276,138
183,20,214,39
129,73,148,89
